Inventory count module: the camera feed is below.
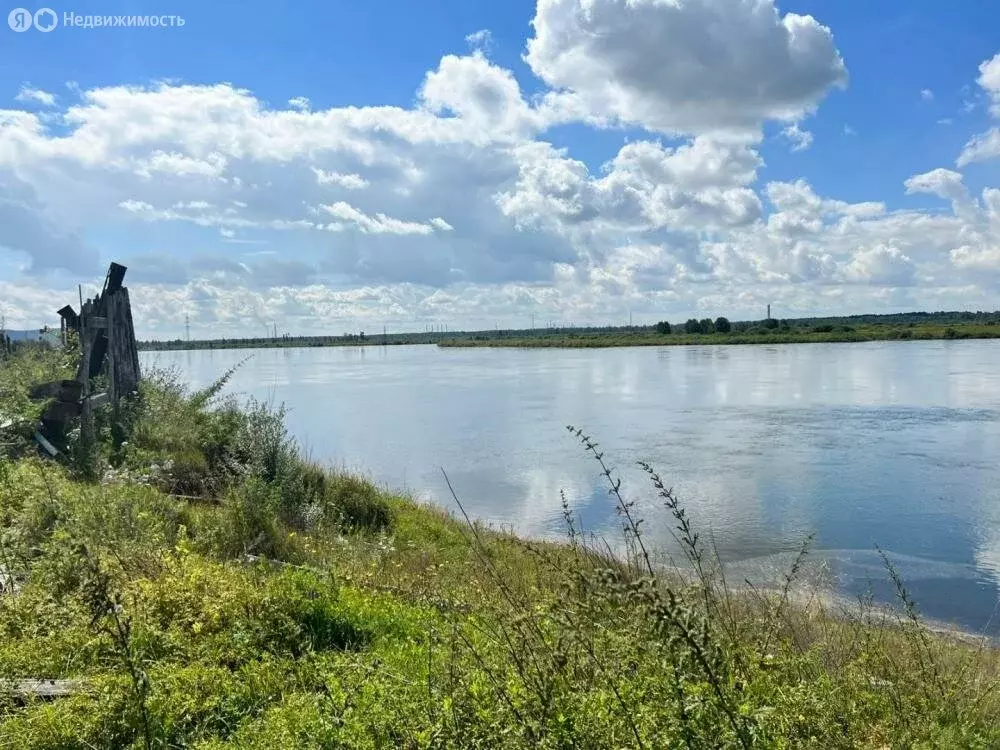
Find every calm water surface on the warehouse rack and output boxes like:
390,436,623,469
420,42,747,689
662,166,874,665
141,341,1000,634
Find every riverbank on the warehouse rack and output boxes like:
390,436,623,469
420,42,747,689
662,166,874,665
439,321,1000,349
2,345,1000,747
137,311,1000,353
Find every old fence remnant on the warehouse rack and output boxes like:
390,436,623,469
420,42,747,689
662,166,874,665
33,262,141,455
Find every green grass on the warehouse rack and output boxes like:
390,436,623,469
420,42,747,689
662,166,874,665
2,344,1000,748
438,322,1000,349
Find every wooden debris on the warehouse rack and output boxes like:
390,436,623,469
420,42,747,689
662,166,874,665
33,262,142,454
28,381,63,400
42,401,81,423
168,494,219,505
0,679,83,699
0,567,19,596
33,431,58,457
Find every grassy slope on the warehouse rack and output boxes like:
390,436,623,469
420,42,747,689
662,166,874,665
1,346,1000,748
439,322,1000,349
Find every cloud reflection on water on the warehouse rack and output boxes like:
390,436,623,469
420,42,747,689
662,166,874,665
145,339,1000,633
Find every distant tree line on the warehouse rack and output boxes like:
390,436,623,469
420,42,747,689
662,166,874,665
655,317,732,335
648,310,1000,338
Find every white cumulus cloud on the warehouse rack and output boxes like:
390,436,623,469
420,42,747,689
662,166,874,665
524,0,847,137
958,52,1000,166
15,85,57,107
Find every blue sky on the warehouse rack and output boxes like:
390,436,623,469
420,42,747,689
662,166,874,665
2,0,1000,336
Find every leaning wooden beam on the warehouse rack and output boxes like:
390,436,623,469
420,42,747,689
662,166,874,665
0,679,83,698
33,431,59,457
241,554,315,571
86,392,109,410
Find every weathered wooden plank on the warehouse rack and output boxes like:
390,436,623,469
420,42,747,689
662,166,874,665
28,381,63,400
59,380,84,402
107,288,141,400
108,301,117,406
86,321,109,381
57,305,80,333
0,679,82,698
106,262,127,293
30,380,85,402
33,431,59,457
42,401,81,422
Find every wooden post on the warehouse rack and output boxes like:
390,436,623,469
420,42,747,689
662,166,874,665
79,301,95,471
107,298,117,410
105,288,140,403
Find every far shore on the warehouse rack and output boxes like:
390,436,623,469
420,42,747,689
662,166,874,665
136,311,1000,353
437,323,1000,349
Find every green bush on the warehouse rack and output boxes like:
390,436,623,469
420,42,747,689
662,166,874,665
323,474,393,533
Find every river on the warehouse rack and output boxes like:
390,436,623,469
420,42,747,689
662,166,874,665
141,340,1000,634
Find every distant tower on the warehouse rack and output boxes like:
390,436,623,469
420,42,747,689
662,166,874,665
185,314,190,342
767,304,771,321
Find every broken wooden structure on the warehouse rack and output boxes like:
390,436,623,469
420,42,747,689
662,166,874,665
32,262,141,455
